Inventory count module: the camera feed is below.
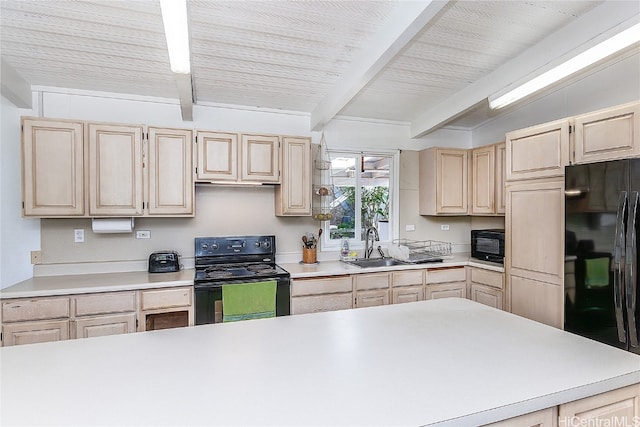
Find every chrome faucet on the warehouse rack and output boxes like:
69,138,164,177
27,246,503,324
364,226,384,259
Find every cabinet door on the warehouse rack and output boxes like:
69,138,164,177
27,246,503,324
559,384,640,423
2,320,69,346
425,282,467,299
574,101,640,164
510,275,562,328
419,147,468,215
471,145,495,214
241,134,280,183
147,127,194,216
506,119,570,181
495,142,506,214
506,179,564,285
88,123,144,216
392,286,424,304
73,313,136,339
291,293,353,315
356,289,389,308
22,118,85,216
470,284,503,310
275,136,311,216
196,131,238,182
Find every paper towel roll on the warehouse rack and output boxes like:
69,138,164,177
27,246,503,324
91,218,134,234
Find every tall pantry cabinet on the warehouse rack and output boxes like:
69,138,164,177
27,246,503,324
505,119,569,327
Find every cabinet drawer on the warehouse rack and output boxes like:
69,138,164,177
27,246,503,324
392,286,424,304
2,297,70,322
425,267,466,284
74,291,137,316
291,293,352,315
392,270,424,287
354,273,390,290
140,287,192,311
425,282,467,300
470,268,504,290
291,276,352,296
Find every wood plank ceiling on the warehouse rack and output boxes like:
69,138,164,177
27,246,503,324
3,0,633,136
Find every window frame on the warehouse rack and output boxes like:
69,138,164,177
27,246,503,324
320,148,399,251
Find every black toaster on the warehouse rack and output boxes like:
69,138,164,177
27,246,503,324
148,251,181,273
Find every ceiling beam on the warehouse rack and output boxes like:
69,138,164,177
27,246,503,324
410,1,640,138
310,0,448,132
1,58,32,108
174,72,193,121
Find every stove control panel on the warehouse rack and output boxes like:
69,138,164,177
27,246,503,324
195,235,276,258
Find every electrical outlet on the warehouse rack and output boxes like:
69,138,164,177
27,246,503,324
405,224,415,232
441,224,450,231
136,230,151,239
31,251,41,264
74,229,84,243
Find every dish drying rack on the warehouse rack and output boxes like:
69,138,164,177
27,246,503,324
391,239,453,263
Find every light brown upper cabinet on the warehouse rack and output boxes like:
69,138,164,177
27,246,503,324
87,123,144,216
472,141,506,215
419,147,468,215
22,117,194,218
275,136,311,216
241,134,280,183
506,119,571,182
196,132,280,184
195,131,238,182
22,118,85,216
146,127,194,216
495,142,506,214
573,101,640,164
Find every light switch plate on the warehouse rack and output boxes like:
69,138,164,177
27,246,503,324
405,224,415,232
74,229,84,243
440,224,450,231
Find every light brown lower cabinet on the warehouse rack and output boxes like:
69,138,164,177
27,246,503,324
354,272,390,308
483,407,557,427
290,276,353,315
1,286,194,346
425,266,467,300
2,319,70,346
392,286,424,304
510,275,563,329
483,384,640,427
425,282,467,299
73,313,136,339
469,267,505,310
356,289,390,308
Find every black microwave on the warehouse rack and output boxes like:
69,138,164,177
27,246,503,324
471,229,505,264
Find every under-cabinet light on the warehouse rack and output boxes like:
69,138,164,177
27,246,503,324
160,0,191,74
489,22,640,109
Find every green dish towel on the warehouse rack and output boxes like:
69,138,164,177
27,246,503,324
222,281,277,322
585,258,610,288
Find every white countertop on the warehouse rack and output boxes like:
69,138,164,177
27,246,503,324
2,298,638,426
0,269,194,299
281,254,504,278
0,257,502,299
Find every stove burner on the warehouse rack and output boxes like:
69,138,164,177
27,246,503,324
247,264,277,274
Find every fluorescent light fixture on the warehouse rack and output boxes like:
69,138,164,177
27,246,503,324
160,0,191,74
489,23,640,109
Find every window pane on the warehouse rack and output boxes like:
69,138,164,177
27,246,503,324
329,156,356,240
361,156,390,241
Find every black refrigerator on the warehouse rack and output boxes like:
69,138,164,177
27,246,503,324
565,158,640,354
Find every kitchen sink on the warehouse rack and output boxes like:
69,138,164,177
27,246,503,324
342,258,410,268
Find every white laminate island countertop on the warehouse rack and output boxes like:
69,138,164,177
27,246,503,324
0,269,195,299
2,298,639,426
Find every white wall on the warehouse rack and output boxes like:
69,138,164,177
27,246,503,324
472,51,640,146
1,95,40,288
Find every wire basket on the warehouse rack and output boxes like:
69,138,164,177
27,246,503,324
392,239,452,262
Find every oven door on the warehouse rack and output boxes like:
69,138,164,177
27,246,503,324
195,277,290,325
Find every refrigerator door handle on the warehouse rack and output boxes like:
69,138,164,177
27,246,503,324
614,191,627,344
626,191,638,348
